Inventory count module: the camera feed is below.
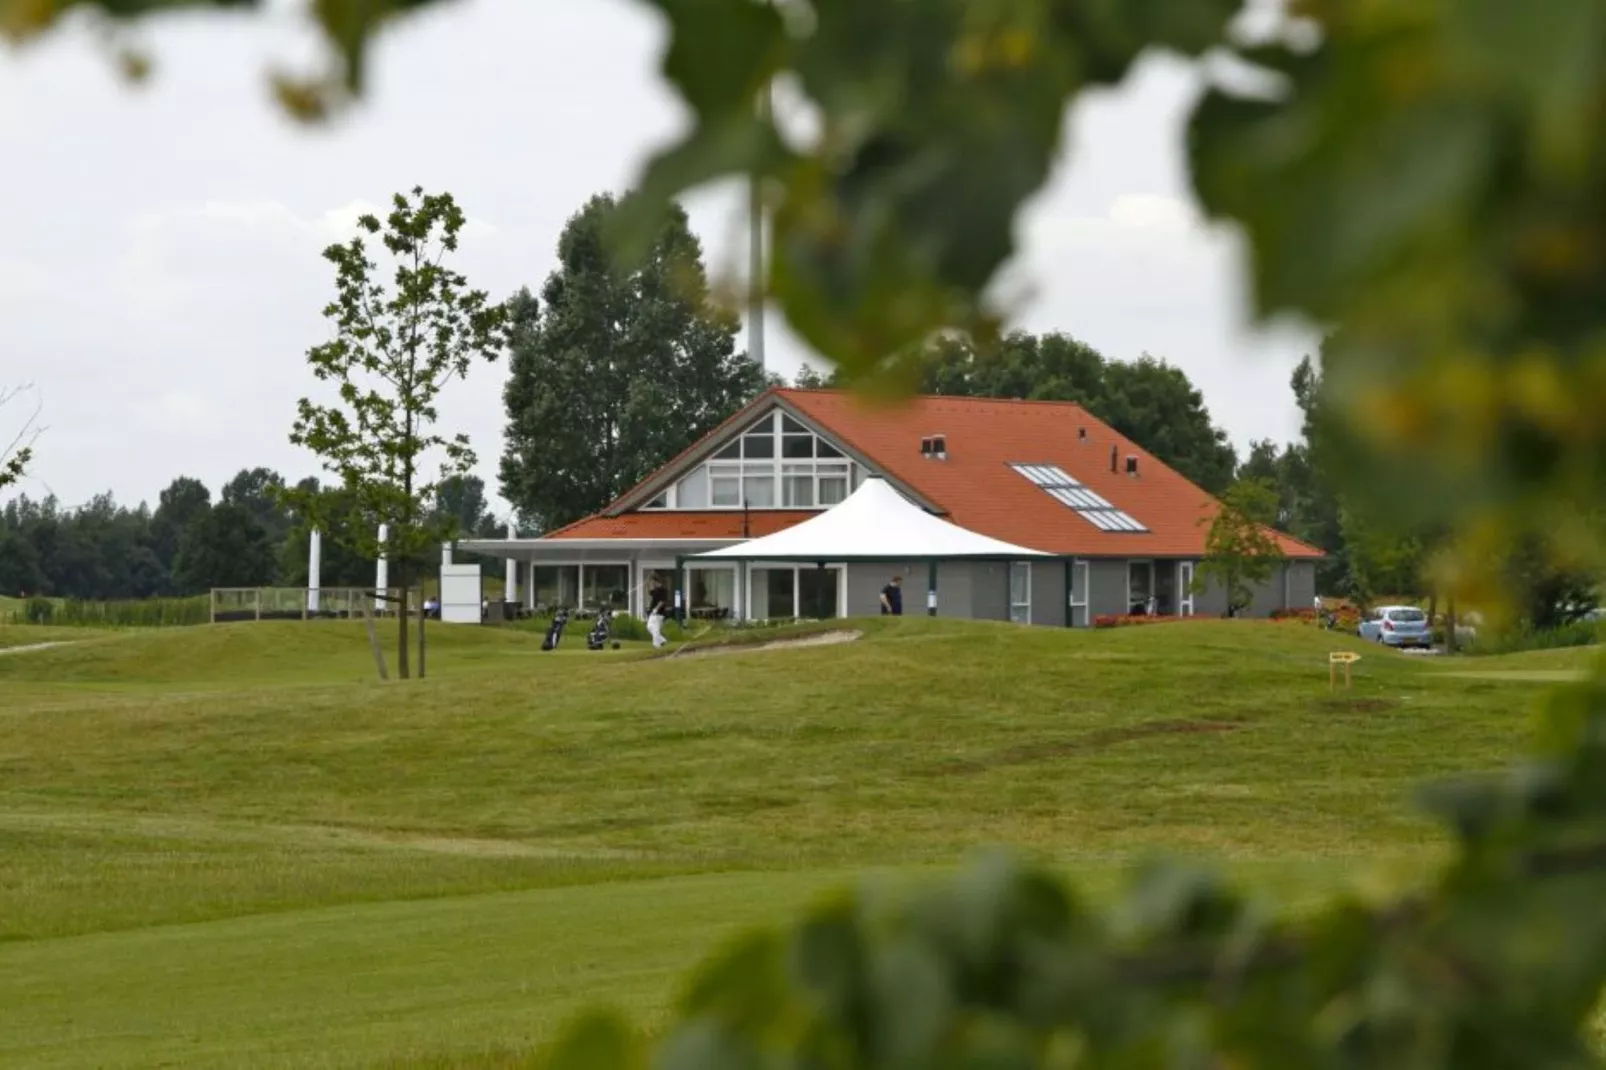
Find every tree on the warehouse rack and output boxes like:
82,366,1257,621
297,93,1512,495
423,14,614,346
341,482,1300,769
221,468,290,548
287,187,506,680
150,477,212,585
1100,356,1238,494
171,502,275,594
1194,479,1284,618
500,194,767,531
0,384,41,495
435,474,499,539
1340,502,1425,609
276,478,375,589
793,364,836,390
901,332,1238,493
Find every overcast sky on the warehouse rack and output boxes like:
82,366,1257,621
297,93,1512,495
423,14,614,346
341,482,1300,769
0,0,1317,520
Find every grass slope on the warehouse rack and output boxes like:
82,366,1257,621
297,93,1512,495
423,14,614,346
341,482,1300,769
0,618,1563,1067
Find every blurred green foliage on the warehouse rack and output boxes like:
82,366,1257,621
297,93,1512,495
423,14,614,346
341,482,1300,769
11,0,1606,1063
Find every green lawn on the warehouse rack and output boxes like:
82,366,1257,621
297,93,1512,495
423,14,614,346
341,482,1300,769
0,617,1575,1067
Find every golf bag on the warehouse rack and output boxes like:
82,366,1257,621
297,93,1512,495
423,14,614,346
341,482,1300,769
586,612,612,651
541,609,570,651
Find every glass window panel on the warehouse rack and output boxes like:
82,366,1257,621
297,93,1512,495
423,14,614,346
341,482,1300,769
742,432,775,459
1129,562,1154,605
715,441,740,460
781,415,807,434
816,440,844,459
1009,563,1030,625
532,566,579,612
782,434,815,459
583,565,630,613
819,475,848,506
745,415,776,435
676,467,709,508
851,465,865,490
757,568,795,619
1072,562,1089,607
743,473,775,507
711,475,741,507
783,474,814,508
798,567,839,619
644,492,667,509
688,568,737,619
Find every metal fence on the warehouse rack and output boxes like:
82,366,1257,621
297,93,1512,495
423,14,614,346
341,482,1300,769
209,587,420,624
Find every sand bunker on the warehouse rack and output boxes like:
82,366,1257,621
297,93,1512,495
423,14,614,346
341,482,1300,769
667,629,863,659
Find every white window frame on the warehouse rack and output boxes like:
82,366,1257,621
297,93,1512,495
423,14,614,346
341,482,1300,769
1009,562,1032,625
1069,559,1089,627
1180,561,1196,617
665,411,861,511
527,562,632,615
1126,559,1156,613
746,563,848,621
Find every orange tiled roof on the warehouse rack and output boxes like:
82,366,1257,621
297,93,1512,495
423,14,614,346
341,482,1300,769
547,510,817,541
777,390,1322,559
544,389,1323,560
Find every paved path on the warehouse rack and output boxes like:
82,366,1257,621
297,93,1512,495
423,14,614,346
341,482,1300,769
0,641,75,657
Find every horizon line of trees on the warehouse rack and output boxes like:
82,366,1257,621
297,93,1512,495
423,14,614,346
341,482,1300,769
0,470,507,602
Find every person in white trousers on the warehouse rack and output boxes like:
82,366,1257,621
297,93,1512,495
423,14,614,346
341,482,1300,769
647,574,670,648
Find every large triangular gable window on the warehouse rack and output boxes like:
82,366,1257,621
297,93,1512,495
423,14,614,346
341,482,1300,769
642,411,863,510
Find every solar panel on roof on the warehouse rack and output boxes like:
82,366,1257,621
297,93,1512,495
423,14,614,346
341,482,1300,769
1007,463,1148,533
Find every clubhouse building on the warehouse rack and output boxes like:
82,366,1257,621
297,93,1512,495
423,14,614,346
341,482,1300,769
458,389,1322,626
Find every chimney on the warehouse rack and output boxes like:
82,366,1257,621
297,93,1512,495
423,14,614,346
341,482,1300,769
1126,455,1139,478
1078,427,1088,443
1110,445,1118,473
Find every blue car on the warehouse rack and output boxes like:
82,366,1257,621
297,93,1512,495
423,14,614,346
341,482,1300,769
1358,605,1433,649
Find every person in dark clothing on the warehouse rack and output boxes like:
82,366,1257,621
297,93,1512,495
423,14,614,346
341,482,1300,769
880,575,904,616
647,576,671,648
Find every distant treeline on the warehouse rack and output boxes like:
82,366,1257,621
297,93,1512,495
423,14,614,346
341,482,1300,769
0,470,505,602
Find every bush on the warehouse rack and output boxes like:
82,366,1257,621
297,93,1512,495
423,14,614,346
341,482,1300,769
606,613,650,642
48,597,209,628
24,597,54,624
1464,619,1601,657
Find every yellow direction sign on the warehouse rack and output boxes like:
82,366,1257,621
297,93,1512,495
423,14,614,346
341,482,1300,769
1329,650,1361,689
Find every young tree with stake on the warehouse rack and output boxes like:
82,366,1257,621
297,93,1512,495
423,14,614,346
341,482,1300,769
288,187,506,680
1193,478,1285,619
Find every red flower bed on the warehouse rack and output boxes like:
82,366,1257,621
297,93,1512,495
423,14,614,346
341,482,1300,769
1271,606,1361,630
1092,614,1195,629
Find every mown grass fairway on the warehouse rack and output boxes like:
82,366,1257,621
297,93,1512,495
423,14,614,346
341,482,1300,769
0,618,1578,1067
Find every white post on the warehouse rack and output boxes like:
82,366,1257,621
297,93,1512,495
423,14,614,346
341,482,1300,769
441,542,453,567
308,529,322,614
376,523,390,612
504,522,517,605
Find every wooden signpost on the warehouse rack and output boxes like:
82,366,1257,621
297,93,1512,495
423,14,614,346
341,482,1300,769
1329,650,1361,689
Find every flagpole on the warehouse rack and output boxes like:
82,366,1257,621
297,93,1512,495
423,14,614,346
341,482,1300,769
748,78,770,371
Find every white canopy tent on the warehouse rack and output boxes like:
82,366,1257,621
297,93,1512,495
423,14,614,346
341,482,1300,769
685,477,1051,617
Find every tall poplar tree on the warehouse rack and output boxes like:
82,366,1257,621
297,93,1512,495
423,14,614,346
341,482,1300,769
500,194,767,531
